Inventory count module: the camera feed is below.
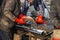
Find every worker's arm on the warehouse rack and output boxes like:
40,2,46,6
3,0,16,22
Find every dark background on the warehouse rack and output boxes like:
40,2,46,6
0,0,3,16
0,0,3,7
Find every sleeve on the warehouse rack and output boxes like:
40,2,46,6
27,5,38,17
3,0,16,22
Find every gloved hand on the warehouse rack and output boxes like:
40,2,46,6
15,14,26,25
35,15,44,24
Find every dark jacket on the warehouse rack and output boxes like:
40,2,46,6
0,0,20,32
50,0,60,27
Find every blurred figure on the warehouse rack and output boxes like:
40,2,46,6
50,0,60,28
